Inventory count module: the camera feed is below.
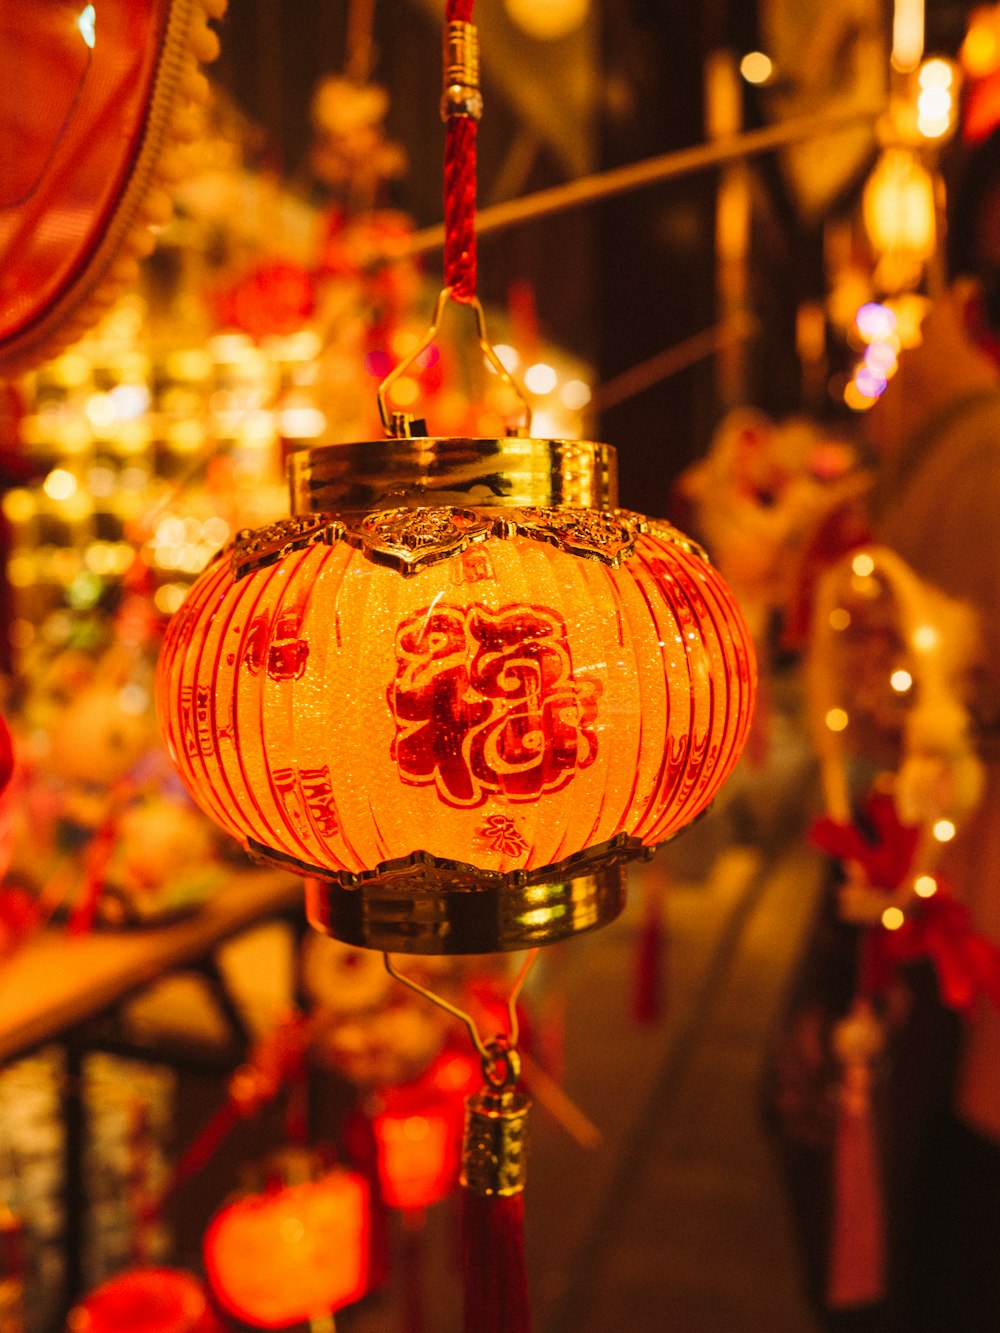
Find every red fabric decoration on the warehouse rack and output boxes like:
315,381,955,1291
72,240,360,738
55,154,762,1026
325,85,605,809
827,1064,886,1308
211,261,316,341
810,794,1000,1011
810,793,920,893
443,0,478,302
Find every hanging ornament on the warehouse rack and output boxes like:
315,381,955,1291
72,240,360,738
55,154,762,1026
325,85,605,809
862,147,938,295
202,1154,370,1329
66,1268,223,1333
157,3,756,1328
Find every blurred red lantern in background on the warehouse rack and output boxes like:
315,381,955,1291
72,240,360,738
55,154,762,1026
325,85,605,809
67,1269,223,1333
202,1163,370,1328
372,1046,480,1212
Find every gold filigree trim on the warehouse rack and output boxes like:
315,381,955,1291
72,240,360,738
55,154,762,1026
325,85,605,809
230,505,708,581
509,507,644,566
638,514,711,565
353,506,495,573
231,515,342,580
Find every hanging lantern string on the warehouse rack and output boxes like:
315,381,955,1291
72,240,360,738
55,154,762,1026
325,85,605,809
442,0,480,303
376,3,531,438
384,949,538,1081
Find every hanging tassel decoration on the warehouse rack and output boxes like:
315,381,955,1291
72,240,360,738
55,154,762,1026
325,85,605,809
461,1040,532,1333
826,999,887,1310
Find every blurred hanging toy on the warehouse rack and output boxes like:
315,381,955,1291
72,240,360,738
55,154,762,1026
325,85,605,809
804,544,995,1311
7,622,228,928
677,409,868,647
310,76,406,206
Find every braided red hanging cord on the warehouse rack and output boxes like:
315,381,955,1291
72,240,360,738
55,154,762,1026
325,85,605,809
444,0,478,303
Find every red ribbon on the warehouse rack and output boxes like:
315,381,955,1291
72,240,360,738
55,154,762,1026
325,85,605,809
810,794,1000,1013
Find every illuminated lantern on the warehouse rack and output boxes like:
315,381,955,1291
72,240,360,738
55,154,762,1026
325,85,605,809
157,435,755,954
372,1047,480,1211
504,0,589,40
67,1269,223,1333
202,1166,370,1328
158,4,756,1328
862,147,937,293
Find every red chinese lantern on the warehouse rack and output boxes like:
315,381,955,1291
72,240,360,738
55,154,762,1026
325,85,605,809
67,1269,223,1333
157,435,755,954
202,1166,370,1328
157,3,756,1329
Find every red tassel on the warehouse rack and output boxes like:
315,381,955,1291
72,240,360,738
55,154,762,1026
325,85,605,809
462,1191,531,1333
827,1008,886,1309
460,1045,532,1333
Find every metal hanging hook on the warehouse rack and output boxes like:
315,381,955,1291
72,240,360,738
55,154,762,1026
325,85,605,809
383,947,540,1083
376,285,533,438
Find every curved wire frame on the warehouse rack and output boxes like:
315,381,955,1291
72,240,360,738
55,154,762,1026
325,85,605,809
377,285,532,437
383,947,539,1076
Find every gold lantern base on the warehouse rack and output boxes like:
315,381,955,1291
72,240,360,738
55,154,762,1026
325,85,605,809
251,834,638,954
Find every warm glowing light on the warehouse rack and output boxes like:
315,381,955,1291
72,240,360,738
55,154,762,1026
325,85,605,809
524,362,558,395
918,85,952,119
826,708,850,732
78,4,95,48
865,341,899,373
740,51,774,84
918,110,952,140
391,329,421,359
154,584,187,615
829,607,851,631
919,57,954,88
933,819,957,843
881,906,906,930
961,18,1000,78
504,0,589,40
560,379,592,410
158,513,758,916
493,344,520,373
892,0,925,72
844,380,876,412
43,469,78,502
2,489,34,523
856,303,897,342
912,624,939,652
278,406,327,439
852,553,875,577
863,149,936,265
855,365,888,398
890,668,913,692
914,874,938,898
389,376,421,408
85,394,118,432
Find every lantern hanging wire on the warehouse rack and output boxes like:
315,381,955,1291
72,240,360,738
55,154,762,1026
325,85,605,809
375,0,532,440
384,948,539,1075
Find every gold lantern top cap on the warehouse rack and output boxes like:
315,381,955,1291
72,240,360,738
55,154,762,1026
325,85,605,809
288,435,618,514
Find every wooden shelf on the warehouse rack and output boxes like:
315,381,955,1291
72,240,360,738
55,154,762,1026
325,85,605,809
0,869,302,1064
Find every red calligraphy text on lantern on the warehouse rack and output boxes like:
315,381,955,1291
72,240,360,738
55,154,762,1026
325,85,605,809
243,608,310,682
272,765,340,840
476,814,528,857
179,684,217,759
456,547,495,585
389,602,601,809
